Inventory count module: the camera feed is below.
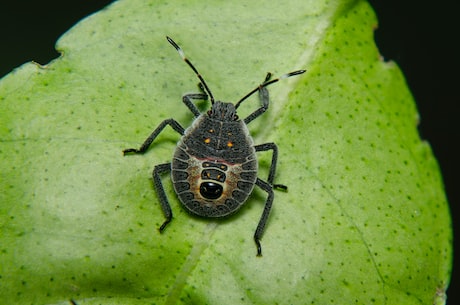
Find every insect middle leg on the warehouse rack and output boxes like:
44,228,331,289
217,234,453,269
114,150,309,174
123,119,184,154
254,142,287,190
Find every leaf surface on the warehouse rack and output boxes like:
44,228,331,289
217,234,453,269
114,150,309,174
0,0,451,304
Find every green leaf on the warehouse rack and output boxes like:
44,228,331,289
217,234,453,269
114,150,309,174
0,0,452,304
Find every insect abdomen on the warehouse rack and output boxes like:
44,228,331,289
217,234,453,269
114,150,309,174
171,145,257,218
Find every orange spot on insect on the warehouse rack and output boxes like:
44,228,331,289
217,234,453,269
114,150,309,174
227,141,233,147
204,138,211,144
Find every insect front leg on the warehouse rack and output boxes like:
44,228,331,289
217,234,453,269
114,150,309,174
244,73,272,124
153,162,174,231
254,142,287,191
123,119,184,154
254,178,275,256
182,83,208,117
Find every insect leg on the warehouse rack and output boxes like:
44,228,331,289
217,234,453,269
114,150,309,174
237,70,306,123
167,36,215,104
182,85,208,117
254,177,274,256
153,162,173,232
254,142,287,191
243,73,272,124
123,119,184,154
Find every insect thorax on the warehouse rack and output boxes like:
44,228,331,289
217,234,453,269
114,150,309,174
171,114,258,217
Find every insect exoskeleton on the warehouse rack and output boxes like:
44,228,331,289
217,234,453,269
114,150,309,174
123,36,305,256
171,106,258,217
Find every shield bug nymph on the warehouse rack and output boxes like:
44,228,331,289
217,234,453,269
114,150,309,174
123,36,305,256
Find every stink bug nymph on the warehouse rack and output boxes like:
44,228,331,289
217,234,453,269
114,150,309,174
123,36,305,256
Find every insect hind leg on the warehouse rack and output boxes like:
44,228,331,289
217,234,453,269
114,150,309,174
153,162,173,232
253,178,275,256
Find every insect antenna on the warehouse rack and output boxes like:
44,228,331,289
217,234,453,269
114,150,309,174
166,36,215,104
235,70,306,109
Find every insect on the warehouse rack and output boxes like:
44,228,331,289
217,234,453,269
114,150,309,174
123,36,305,256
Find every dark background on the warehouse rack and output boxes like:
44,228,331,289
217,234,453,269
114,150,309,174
0,0,457,303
